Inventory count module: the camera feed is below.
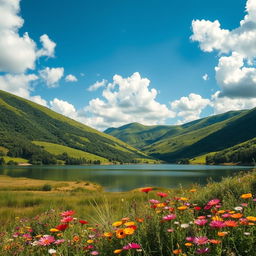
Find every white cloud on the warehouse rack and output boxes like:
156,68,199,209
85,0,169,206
212,91,256,114
39,67,64,87
65,74,78,82
191,0,256,113
170,93,211,124
83,72,175,130
50,98,78,119
202,74,209,81
37,34,56,58
0,73,47,106
88,79,107,91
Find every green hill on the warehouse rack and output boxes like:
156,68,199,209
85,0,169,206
105,109,256,163
0,90,149,165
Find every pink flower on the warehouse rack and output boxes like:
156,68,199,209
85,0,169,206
222,213,231,218
38,235,55,246
149,199,160,204
162,214,176,221
167,228,174,232
207,199,220,206
60,210,75,217
193,236,208,245
123,243,141,250
54,239,65,245
194,219,208,226
61,216,73,223
186,237,194,242
90,251,99,255
209,221,226,229
196,248,210,254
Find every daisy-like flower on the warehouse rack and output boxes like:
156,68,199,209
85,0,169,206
38,235,55,246
209,221,226,229
79,220,89,224
55,224,68,231
162,214,176,221
123,243,141,250
140,187,153,193
234,206,243,211
196,247,210,254
48,249,56,254
156,192,168,198
207,199,220,206
180,223,189,229
193,236,208,245
114,249,122,254
149,199,160,204
60,210,75,217
116,229,126,239
194,219,208,226
61,216,73,223
224,220,238,227
90,251,99,255
240,193,252,199
112,221,123,227
54,239,65,245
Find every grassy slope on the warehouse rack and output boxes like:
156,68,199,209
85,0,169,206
0,90,148,163
33,141,108,163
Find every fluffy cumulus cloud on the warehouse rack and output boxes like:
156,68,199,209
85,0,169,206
170,93,211,124
191,0,256,112
37,34,56,58
202,74,209,81
50,98,78,119
83,72,175,130
65,74,78,82
39,67,64,87
88,79,107,91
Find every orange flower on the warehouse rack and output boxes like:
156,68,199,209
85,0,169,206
177,205,188,210
185,242,193,247
116,229,126,239
136,218,144,223
112,221,123,227
114,249,122,254
103,232,113,238
212,216,223,221
123,227,135,235
240,193,252,199
124,221,135,226
246,216,256,222
173,249,183,254
189,189,197,192
224,220,238,227
230,213,243,219
218,232,228,237
209,239,221,244
121,217,130,222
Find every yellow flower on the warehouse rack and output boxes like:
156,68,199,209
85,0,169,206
35,235,42,238
50,228,59,233
112,221,123,227
240,193,252,199
123,227,135,235
180,197,188,201
156,203,166,208
114,249,123,254
124,221,135,226
116,229,126,239
246,216,256,222
212,216,223,221
217,210,225,214
229,211,235,214
103,232,113,237
87,239,94,244
178,205,188,210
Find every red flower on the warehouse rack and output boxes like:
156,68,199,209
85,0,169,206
55,224,68,231
156,192,168,198
140,187,153,193
79,220,89,225
194,206,202,211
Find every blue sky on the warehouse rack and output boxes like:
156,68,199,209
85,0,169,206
1,0,256,130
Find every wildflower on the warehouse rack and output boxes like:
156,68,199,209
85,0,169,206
79,220,89,224
244,232,251,236
140,187,153,193
207,199,220,206
246,216,256,222
55,224,68,231
163,214,176,221
185,242,193,247
177,205,188,210
224,220,238,227
114,249,123,254
230,213,243,219
112,221,123,227
116,229,126,239
38,235,55,246
217,232,228,237
240,193,252,199
123,243,141,250
196,248,210,254
186,237,194,242
212,216,223,221
157,192,168,198
194,219,208,226
123,227,135,235
241,203,248,207
193,236,208,245
209,221,226,229
222,213,231,218
60,210,75,217
90,251,99,255
124,221,135,226
167,228,174,232
180,197,188,201
54,239,65,245
180,223,189,228
209,239,221,244
173,249,182,254
194,206,202,211
234,206,243,211
61,216,73,223
87,240,94,244
48,249,56,254
189,189,197,192
50,228,59,233
136,218,144,223
149,199,160,204
103,232,113,238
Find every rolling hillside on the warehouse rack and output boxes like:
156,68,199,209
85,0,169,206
105,109,256,163
0,90,149,164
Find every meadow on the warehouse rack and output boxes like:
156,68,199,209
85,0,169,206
0,170,256,255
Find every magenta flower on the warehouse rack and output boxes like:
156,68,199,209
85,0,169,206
186,237,194,242
207,199,220,206
123,243,141,250
162,214,176,221
38,235,55,246
222,213,231,218
193,236,209,245
209,221,226,229
194,219,208,226
54,239,65,245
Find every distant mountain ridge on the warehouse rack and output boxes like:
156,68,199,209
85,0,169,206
0,90,150,165
105,109,256,163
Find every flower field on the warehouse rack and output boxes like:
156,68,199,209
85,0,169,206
1,171,256,255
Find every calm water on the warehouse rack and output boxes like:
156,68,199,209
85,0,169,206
0,164,253,192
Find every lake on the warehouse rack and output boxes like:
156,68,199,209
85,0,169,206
0,164,253,192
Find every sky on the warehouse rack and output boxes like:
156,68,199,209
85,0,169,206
1,0,256,130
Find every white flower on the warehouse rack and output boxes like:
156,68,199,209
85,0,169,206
180,223,190,228
48,249,57,254
244,232,251,236
234,206,243,211
174,221,180,225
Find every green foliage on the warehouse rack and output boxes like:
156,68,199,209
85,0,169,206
41,184,52,191
0,157,5,165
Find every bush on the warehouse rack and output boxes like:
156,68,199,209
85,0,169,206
41,184,52,191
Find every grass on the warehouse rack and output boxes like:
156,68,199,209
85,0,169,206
2,156,29,163
190,152,217,165
0,171,256,255
33,141,109,163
